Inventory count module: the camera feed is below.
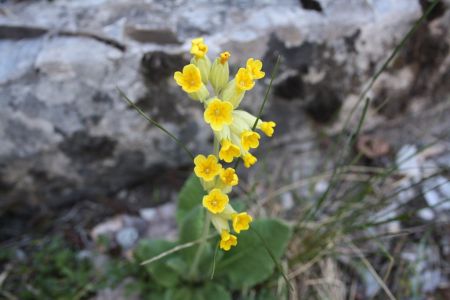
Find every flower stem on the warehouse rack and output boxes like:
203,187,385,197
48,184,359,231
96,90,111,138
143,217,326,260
188,211,211,279
189,134,218,278
213,136,219,156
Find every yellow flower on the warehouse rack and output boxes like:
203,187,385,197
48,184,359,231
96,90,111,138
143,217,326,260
220,230,238,251
241,131,260,151
242,153,257,168
191,38,203,45
235,68,255,91
174,64,203,93
260,121,276,137
190,38,208,58
220,168,238,186
194,154,222,182
232,212,253,233
220,51,231,64
203,188,229,214
219,140,240,163
246,58,265,80
204,98,233,131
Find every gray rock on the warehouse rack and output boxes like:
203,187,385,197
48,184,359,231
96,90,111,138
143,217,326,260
91,278,140,300
116,227,139,249
0,0,449,241
423,176,450,210
403,243,444,294
0,39,44,84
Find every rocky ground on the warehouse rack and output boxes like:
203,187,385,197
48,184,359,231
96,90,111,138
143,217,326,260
0,0,449,298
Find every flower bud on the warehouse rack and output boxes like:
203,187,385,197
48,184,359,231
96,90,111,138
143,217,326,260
209,52,230,94
220,79,245,108
210,214,230,233
191,56,211,85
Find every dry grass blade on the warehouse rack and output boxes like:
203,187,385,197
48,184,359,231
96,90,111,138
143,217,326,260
287,247,330,280
307,269,346,300
349,243,397,300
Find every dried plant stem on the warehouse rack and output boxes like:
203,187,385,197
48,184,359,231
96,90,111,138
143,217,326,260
349,243,397,300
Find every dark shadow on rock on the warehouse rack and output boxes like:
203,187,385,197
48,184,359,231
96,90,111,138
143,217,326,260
374,24,449,117
266,35,344,124
59,131,117,164
141,51,188,84
0,25,47,40
125,26,180,45
274,74,305,100
344,29,361,53
0,152,191,241
299,0,323,12
419,0,446,22
137,51,190,122
304,86,342,124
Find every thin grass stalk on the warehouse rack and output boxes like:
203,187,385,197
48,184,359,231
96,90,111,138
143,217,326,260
250,227,294,292
252,55,281,132
349,243,397,300
303,97,370,223
291,169,444,263
117,87,195,159
303,177,449,264
303,0,440,223
233,55,281,170
340,0,441,132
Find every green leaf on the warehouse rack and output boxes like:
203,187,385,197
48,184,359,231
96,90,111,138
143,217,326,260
217,219,291,289
176,284,230,300
176,174,206,226
179,206,205,243
166,256,188,276
230,199,246,212
257,289,280,300
134,239,179,288
195,283,231,300
178,206,207,265
165,287,194,300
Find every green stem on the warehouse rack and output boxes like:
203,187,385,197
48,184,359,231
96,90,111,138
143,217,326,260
188,120,220,278
213,136,220,157
341,0,439,132
188,211,211,279
116,87,195,159
252,55,281,131
233,55,281,170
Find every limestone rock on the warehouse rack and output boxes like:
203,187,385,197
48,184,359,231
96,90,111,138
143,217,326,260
0,0,449,240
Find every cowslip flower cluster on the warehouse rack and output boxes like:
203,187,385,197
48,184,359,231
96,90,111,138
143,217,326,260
174,38,276,251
